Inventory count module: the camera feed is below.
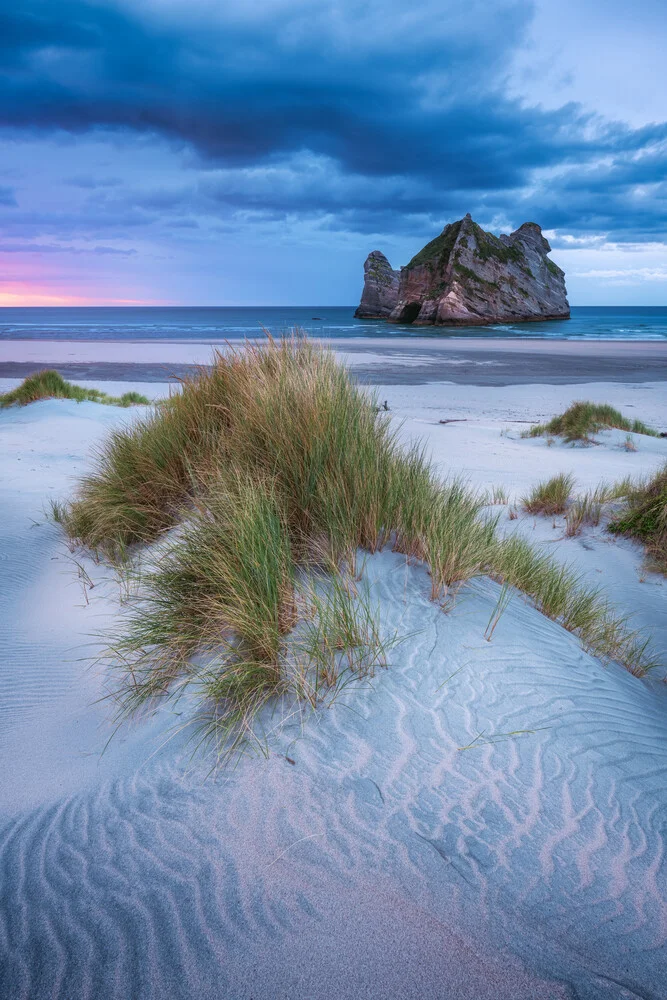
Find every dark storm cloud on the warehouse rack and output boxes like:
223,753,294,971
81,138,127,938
481,135,667,241
0,202,159,242
1,0,667,242
0,0,545,186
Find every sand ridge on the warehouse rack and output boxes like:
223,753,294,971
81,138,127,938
1,389,666,998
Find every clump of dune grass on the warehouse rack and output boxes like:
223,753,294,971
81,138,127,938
490,535,655,674
564,479,632,538
54,334,659,760
290,570,397,702
0,369,149,409
609,463,667,573
193,570,399,762
109,473,331,758
565,494,600,538
523,401,657,443
56,337,413,558
422,486,497,604
486,484,509,505
109,484,399,761
522,473,574,516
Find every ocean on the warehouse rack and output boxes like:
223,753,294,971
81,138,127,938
1,305,667,342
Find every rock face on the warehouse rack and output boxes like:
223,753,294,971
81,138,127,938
354,250,401,318
355,215,569,326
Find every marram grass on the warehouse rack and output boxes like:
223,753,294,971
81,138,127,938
519,473,634,539
53,334,658,758
522,473,575,516
523,400,657,443
565,479,632,537
609,463,667,573
0,369,149,409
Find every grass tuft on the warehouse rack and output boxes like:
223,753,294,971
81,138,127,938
486,484,509,505
523,401,657,443
52,335,659,761
609,463,667,573
490,534,654,674
564,479,632,537
522,473,574,515
0,369,150,409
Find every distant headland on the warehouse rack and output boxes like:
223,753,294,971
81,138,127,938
355,214,570,326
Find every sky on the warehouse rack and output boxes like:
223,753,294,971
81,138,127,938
1,0,667,306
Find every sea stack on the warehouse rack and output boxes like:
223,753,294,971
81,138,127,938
355,214,569,326
354,250,401,318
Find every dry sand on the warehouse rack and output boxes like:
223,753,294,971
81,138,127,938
1,359,667,999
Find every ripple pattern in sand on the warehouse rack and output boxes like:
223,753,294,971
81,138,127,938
1,551,667,998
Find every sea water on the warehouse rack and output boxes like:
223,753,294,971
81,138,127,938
1,305,667,342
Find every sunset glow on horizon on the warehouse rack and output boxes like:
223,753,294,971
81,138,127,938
0,245,168,307
0,259,169,307
0,285,107,307
0,289,168,307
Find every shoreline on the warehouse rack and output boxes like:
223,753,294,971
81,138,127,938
3,335,667,351
2,336,667,386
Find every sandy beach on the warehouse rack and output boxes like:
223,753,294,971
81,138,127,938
1,342,667,999
6,0,667,993
2,336,667,386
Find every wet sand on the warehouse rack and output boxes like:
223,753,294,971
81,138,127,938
1,336,667,385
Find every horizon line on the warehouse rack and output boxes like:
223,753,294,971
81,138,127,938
1,303,667,310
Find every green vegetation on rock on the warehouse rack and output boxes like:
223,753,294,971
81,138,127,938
367,259,395,286
472,223,525,265
454,264,499,290
406,221,462,270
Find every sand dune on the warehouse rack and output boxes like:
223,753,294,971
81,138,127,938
1,392,666,998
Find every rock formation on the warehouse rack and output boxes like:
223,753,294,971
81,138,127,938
353,250,400,318
355,215,569,326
